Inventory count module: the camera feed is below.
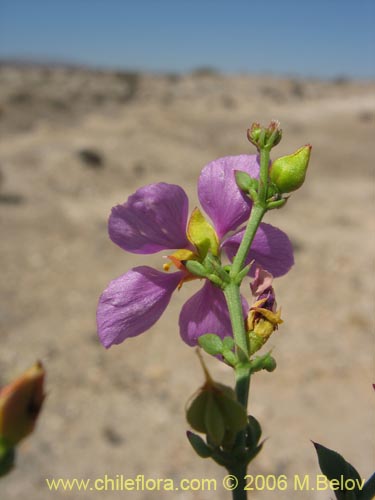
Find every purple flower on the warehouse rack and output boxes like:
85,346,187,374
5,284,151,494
97,155,294,348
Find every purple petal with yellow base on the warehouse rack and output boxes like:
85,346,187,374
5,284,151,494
198,155,260,238
179,281,248,346
223,222,294,277
109,183,190,254
97,266,182,348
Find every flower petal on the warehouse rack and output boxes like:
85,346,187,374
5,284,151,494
198,155,260,238
97,266,181,348
179,281,248,346
222,222,294,277
109,183,190,254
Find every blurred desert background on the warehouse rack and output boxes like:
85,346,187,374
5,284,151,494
0,62,374,500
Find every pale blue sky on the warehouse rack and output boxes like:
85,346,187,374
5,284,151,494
0,0,374,78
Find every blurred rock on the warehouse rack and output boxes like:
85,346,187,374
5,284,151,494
77,148,104,168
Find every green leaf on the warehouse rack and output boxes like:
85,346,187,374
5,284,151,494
358,472,375,500
313,442,363,500
198,334,223,356
186,431,212,458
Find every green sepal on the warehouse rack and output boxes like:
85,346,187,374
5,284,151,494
186,391,209,433
186,431,213,458
202,252,216,273
198,334,223,356
203,254,231,284
266,182,280,199
184,260,209,278
0,438,15,477
313,442,363,500
205,393,225,447
207,274,225,288
234,262,253,285
246,442,264,465
187,207,219,258
246,415,262,450
267,198,287,210
222,350,237,366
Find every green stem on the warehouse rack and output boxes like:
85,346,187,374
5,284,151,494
258,146,271,204
230,141,270,280
222,144,272,500
229,463,248,500
230,204,266,278
224,282,249,360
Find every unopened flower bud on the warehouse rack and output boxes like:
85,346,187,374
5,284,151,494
247,121,282,150
235,171,259,193
270,145,311,193
0,362,45,446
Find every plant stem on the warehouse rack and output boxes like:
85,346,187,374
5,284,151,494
230,143,270,279
229,204,266,278
229,463,248,500
223,144,272,500
258,146,271,204
224,282,249,360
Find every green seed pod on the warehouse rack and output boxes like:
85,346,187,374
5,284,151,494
214,383,236,400
186,390,209,433
215,394,248,433
270,145,311,193
205,393,225,447
221,429,237,450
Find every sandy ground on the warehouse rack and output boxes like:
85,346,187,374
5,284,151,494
0,64,374,499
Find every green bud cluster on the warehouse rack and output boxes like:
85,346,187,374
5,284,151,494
198,334,237,366
247,121,282,151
